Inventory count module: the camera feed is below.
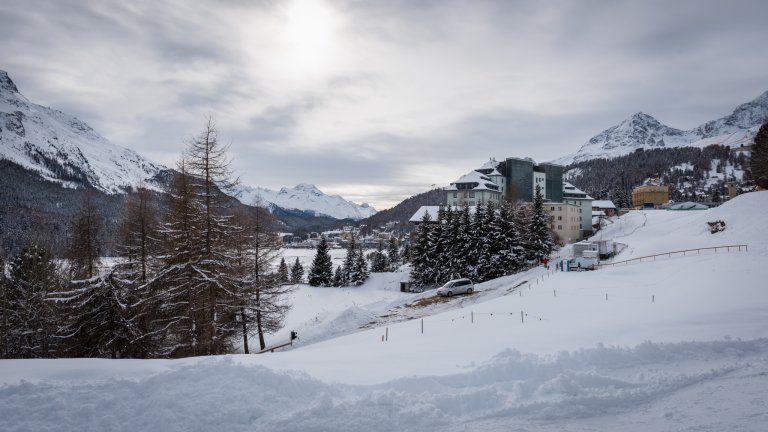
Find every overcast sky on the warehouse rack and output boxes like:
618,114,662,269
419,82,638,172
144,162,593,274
2,0,767,209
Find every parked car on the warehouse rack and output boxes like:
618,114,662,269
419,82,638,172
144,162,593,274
436,278,474,297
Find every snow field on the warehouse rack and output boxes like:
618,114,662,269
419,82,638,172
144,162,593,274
2,192,767,431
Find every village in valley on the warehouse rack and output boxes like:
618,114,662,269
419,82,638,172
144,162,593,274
2,1,768,431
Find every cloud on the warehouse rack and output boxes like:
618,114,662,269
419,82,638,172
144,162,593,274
2,0,768,210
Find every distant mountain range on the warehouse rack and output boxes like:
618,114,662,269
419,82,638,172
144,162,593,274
554,90,768,166
0,69,374,221
237,183,375,221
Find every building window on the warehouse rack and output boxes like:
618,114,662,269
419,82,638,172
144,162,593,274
469,192,475,198
453,192,457,198
558,225,562,230
558,206,562,211
557,216,562,220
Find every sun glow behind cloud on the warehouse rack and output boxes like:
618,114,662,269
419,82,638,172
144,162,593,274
278,0,342,79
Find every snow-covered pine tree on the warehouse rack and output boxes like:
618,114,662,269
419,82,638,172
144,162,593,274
115,186,160,357
277,258,289,284
475,202,505,282
146,161,207,357
499,200,525,274
469,202,488,281
341,235,358,284
0,256,6,357
236,205,292,352
67,192,101,280
54,269,141,358
410,211,435,288
119,186,158,285
751,121,768,188
308,236,333,286
184,117,242,355
429,207,451,285
370,240,389,273
2,243,61,358
528,185,555,262
387,237,400,271
332,266,343,287
445,206,462,280
456,203,475,279
351,244,369,286
290,257,304,284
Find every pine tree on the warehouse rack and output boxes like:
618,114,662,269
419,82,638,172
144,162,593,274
499,200,525,274
115,186,160,357
352,244,369,285
145,161,207,357
277,258,290,284
455,204,475,279
410,211,435,288
341,235,358,284
308,236,333,286
751,122,768,189
2,243,61,358
184,117,242,355
55,269,141,359
370,240,389,273
119,186,158,285
237,205,292,352
290,257,304,284
445,206,462,279
0,256,7,357
428,207,449,285
67,192,101,280
386,237,400,271
332,266,343,287
528,185,555,262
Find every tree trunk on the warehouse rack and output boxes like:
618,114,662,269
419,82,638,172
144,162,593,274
241,307,249,354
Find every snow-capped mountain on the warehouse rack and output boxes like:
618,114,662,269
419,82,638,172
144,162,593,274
238,183,376,221
0,70,163,192
1,70,374,220
555,90,768,165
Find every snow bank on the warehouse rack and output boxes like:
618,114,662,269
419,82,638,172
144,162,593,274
2,339,766,431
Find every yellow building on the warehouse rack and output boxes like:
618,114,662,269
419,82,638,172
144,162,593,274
632,185,669,208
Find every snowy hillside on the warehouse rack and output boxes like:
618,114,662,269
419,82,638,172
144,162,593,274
2,191,767,431
555,90,768,165
0,70,163,192
238,183,376,220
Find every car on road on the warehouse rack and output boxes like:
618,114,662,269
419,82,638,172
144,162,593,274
436,278,474,297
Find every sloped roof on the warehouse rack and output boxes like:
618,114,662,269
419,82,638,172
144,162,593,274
562,182,594,200
477,158,498,171
592,200,616,209
446,170,499,191
668,201,709,211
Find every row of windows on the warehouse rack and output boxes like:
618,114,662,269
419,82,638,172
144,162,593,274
551,224,579,231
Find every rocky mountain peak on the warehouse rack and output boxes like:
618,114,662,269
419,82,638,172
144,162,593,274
0,70,18,93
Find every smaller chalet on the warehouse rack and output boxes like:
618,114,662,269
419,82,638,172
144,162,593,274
592,200,617,217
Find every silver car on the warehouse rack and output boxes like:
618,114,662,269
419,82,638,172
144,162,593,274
436,278,474,297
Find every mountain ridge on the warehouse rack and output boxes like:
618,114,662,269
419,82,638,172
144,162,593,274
554,90,768,165
0,69,372,220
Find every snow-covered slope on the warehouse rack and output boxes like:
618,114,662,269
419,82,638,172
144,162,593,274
2,192,767,431
555,90,768,165
0,70,163,192
1,70,375,218
238,183,376,220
